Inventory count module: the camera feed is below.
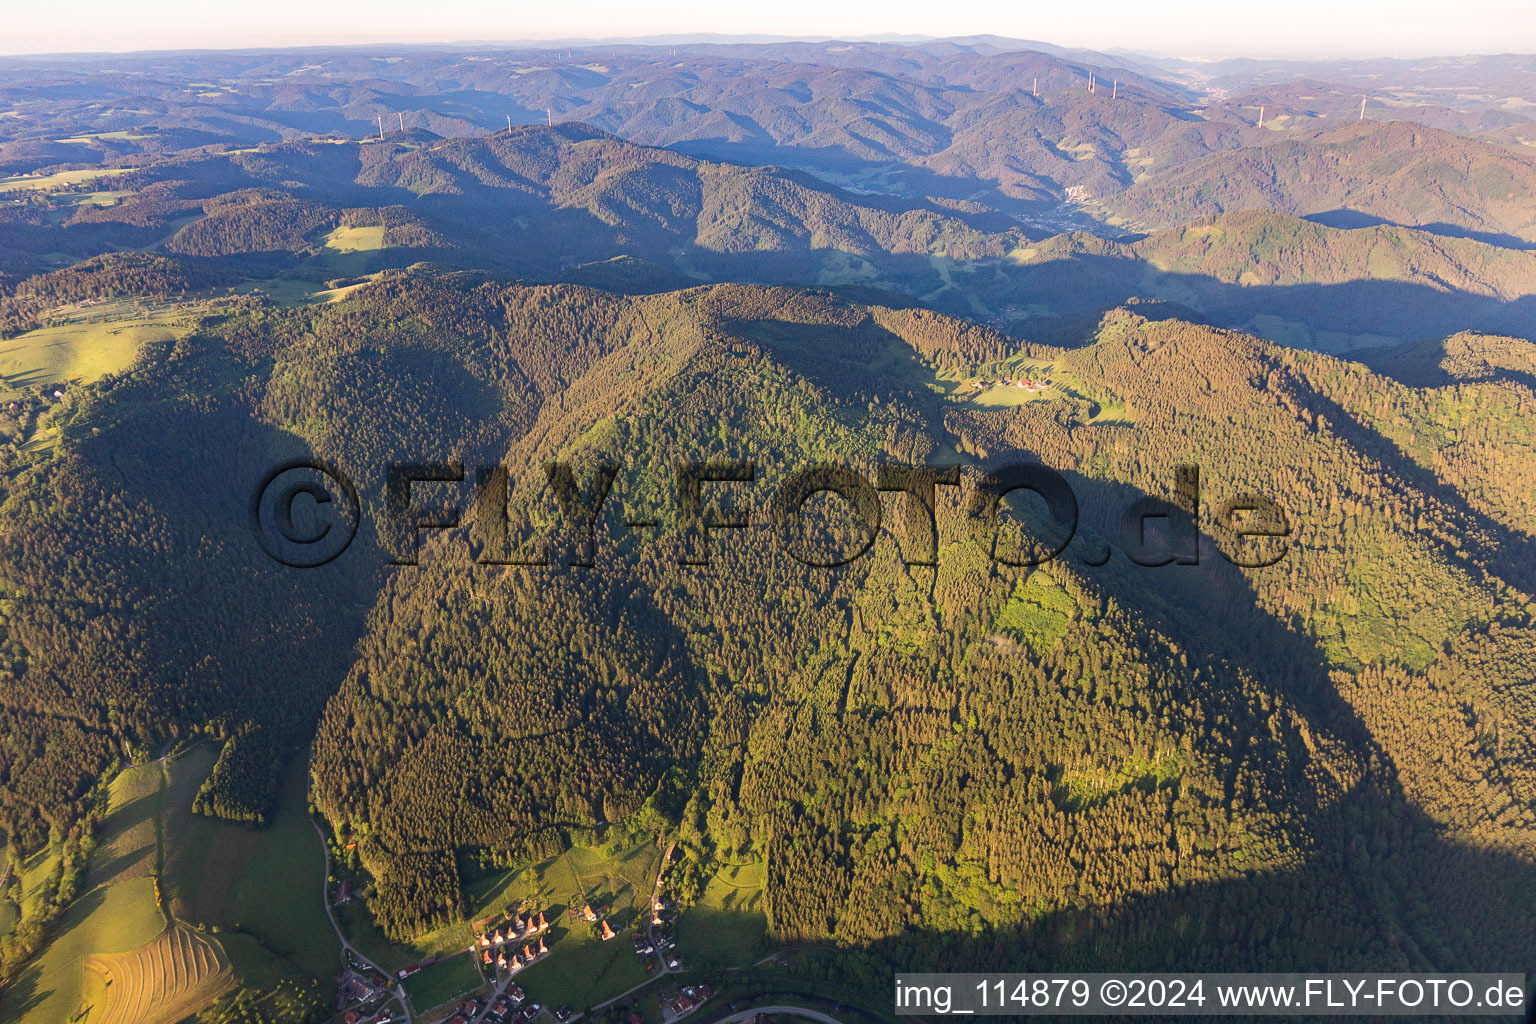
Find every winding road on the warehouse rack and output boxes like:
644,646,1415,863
311,817,415,1023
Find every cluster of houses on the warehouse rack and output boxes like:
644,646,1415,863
661,983,715,1023
448,985,535,1024
336,965,394,1024
484,933,551,974
573,901,619,941
478,909,553,974
634,895,680,970
966,375,1053,393
964,376,1053,394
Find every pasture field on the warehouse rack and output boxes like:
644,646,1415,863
232,279,323,305
931,354,1063,409
0,318,178,396
17,843,61,921
0,168,133,193
160,748,339,977
85,762,163,891
321,225,386,252
675,858,768,970
84,923,234,1024
401,954,484,1012
0,877,164,1024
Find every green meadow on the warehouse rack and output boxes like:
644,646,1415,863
675,857,769,970
0,319,172,396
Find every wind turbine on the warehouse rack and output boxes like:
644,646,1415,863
376,115,383,141
1359,96,1368,121
398,112,405,133
1258,104,1265,128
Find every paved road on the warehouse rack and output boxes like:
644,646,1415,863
310,816,415,1023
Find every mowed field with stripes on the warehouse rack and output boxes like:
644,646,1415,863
86,923,232,1024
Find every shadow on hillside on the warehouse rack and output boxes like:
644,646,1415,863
990,253,1536,350
0,883,112,1023
83,790,157,890
826,795,1536,978
878,452,1533,982
1302,387,1536,595
1306,209,1536,251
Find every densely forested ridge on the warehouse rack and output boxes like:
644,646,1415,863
995,209,1536,347
1102,120,1536,246
205,276,1526,970
0,271,1529,990
0,38,1534,1016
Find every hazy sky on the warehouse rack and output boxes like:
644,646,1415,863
4,0,1533,58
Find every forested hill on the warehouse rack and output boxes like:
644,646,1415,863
1102,120,1536,246
996,210,1536,346
0,271,1532,986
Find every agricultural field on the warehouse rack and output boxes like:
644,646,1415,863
0,317,172,396
1,877,164,1024
931,355,1063,408
85,762,163,891
321,225,385,253
231,279,323,305
1,744,339,1024
84,923,233,1024
160,748,339,978
400,954,484,1014
675,857,769,970
0,168,133,194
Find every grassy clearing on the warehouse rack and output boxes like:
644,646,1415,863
1246,313,1397,355
55,132,152,144
321,225,386,253
932,355,1062,409
401,954,484,1012
1053,751,1189,812
995,573,1077,655
676,858,768,970
85,762,163,891
1,877,164,1024
17,847,57,923
232,279,323,306
220,759,337,976
0,169,133,193
0,318,178,396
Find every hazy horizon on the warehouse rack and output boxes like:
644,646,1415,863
4,0,1534,59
